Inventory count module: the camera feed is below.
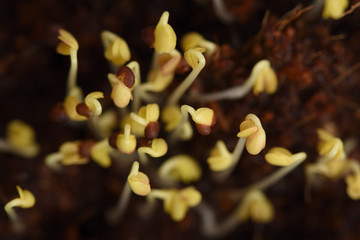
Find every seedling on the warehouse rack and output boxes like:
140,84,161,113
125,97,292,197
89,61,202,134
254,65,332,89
265,147,307,166
317,128,345,161
64,88,104,121
189,59,277,102
305,129,347,201
90,139,112,168
101,30,131,67
4,186,35,233
196,147,306,237
322,0,349,19
175,104,216,138
0,120,39,158
130,103,160,139
154,11,177,54
107,161,150,224
158,154,202,183
110,124,137,155
181,32,218,56
108,65,135,108
137,138,168,163
167,48,206,106
56,29,79,93
161,105,193,140
237,190,274,224
209,114,265,180
207,140,233,171
149,186,202,221
45,140,92,171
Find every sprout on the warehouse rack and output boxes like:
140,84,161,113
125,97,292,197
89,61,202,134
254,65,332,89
161,105,193,140
345,172,360,200
97,109,118,137
306,158,348,180
181,32,218,56
107,161,150,224
252,60,278,96
207,114,265,175
207,140,232,171
305,129,346,202
189,59,277,102
101,30,131,66
149,186,202,221
158,154,202,183
237,113,266,155
135,49,182,109
144,49,181,92
63,87,87,121
212,0,236,24
64,87,104,121
167,49,206,106
130,103,160,139
181,105,216,136
56,29,79,93
322,0,349,19
90,139,112,168
197,149,306,238
108,65,136,108
265,147,307,167
137,138,168,161
83,92,104,117
154,11,177,54
4,186,36,233
128,161,151,196
317,129,345,161
237,190,274,223
45,140,93,171
0,120,40,158
110,124,137,155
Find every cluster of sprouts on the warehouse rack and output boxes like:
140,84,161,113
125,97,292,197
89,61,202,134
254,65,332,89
305,129,360,201
3,4,360,238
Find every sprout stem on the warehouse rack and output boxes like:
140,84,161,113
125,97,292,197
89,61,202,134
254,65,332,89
106,182,132,225
0,138,12,153
169,105,193,142
234,157,306,200
67,50,78,94
188,73,257,102
6,209,25,234
213,137,246,182
167,52,205,106
88,116,104,140
198,157,305,238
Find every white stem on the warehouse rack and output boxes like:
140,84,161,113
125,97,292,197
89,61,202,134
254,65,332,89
0,138,12,152
167,59,205,106
106,182,132,225
195,202,240,238
88,116,104,140
132,85,142,113
198,157,305,238
231,137,247,167
67,50,78,94
236,157,306,199
213,137,246,182
188,74,257,102
212,0,235,24
169,105,193,142
137,151,149,165
9,212,25,234
45,152,63,171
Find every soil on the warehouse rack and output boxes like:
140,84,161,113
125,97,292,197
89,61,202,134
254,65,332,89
1,0,360,239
